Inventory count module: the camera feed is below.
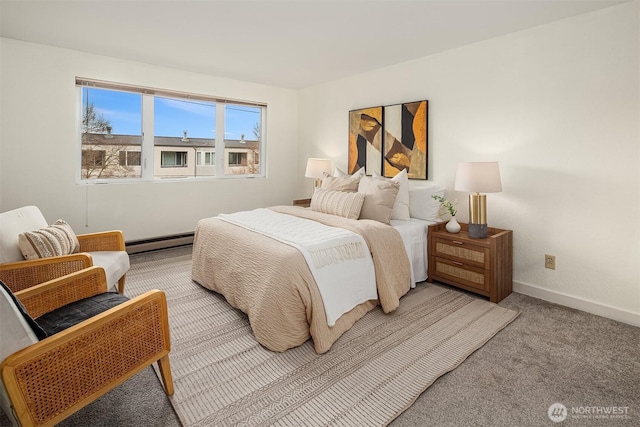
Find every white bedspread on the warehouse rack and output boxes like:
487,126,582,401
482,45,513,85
218,208,377,326
390,218,436,287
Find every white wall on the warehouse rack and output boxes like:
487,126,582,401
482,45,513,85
1,3,638,326
0,38,299,241
298,2,640,325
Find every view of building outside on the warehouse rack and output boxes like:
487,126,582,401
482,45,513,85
80,86,262,180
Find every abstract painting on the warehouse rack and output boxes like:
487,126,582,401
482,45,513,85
382,100,428,179
348,106,383,175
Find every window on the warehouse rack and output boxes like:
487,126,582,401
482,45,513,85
119,151,141,166
77,78,266,181
82,150,106,168
225,104,261,175
197,151,215,166
161,151,188,167
228,152,247,166
80,86,142,180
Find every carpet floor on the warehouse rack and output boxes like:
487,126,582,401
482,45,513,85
1,246,638,426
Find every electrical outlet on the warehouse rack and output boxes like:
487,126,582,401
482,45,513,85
545,254,556,270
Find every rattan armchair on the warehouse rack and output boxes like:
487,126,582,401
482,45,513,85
0,206,129,294
1,267,173,427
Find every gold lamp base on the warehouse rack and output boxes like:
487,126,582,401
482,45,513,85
312,178,322,193
468,193,488,239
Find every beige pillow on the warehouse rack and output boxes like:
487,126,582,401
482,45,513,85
321,174,361,193
358,176,400,224
311,189,365,220
334,167,365,178
373,169,410,220
18,220,80,260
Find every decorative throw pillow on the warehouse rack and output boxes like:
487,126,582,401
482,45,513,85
321,174,361,193
310,189,366,220
408,183,446,221
18,219,80,260
357,176,400,224
372,169,410,220
333,167,365,178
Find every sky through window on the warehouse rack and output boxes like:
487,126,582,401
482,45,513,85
83,88,260,140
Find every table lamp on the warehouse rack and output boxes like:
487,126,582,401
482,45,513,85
454,161,502,238
305,158,332,192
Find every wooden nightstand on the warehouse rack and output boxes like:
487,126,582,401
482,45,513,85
427,222,513,303
293,198,311,208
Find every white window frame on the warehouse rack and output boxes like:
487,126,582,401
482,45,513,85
76,78,267,184
197,151,215,166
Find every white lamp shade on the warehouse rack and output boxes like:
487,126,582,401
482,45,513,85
454,162,502,193
305,158,332,179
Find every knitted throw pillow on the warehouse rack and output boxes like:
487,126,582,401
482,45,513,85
18,220,80,260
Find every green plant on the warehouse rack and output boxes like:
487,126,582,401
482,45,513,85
432,194,457,217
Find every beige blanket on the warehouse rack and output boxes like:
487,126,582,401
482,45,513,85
191,205,411,354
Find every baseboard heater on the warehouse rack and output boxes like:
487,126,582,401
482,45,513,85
125,232,194,254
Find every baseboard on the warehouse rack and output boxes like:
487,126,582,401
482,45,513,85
126,233,194,254
513,281,640,327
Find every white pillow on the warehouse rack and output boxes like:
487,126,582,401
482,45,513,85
372,169,410,221
334,167,365,178
408,183,446,221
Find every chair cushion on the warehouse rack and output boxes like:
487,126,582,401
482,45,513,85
0,280,47,426
36,292,130,336
0,280,45,363
0,206,48,264
18,219,80,260
89,251,130,289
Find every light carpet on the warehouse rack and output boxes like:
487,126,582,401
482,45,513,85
125,250,519,427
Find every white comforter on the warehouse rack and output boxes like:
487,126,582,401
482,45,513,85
218,208,377,326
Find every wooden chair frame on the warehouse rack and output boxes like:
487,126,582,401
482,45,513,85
1,267,173,427
0,230,127,294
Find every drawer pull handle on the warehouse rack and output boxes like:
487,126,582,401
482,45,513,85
452,261,464,266
452,241,464,245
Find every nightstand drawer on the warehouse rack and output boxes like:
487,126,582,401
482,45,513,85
434,237,489,269
434,257,488,292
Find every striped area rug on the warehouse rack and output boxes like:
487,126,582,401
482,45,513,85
126,247,519,427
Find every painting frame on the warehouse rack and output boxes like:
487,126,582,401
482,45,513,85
382,100,428,180
348,106,383,175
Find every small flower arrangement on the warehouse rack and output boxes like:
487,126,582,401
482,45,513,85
432,194,457,217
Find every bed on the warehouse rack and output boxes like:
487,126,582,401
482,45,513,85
391,217,436,285
191,174,445,354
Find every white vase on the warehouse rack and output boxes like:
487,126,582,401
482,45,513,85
446,216,461,233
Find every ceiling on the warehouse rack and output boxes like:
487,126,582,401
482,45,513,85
0,0,627,89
